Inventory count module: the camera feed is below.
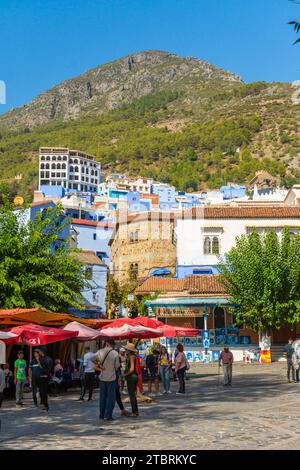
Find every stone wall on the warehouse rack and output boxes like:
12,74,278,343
111,218,176,284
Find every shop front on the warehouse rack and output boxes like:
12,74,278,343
145,297,260,363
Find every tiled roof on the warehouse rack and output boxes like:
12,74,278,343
197,206,300,219
71,218,114,228
70,250,106,266
135,275,225,295
31,200,53,207
184,275,225,294
135,277,186,294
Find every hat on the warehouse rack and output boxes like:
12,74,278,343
123,343,137,353
119,347,126,353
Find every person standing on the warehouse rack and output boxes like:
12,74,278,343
284,339,296,383
14,351,27,406
292,346,300,383
92,340,120,421
79,347,96,401
146,349,160,396
0,364,5,408
29,349,41,406
123,343,139,417
38,347,53,411
159,346,172,394
219,346,234,386
174,344,187,395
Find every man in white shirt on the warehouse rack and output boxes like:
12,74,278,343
79,346,96,401
92,340,120,421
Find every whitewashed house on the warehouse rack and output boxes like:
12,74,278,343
176,206,300,278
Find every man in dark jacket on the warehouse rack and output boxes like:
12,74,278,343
38,347,53,411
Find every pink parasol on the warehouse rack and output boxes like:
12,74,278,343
98,324,163,340
63,321,101,341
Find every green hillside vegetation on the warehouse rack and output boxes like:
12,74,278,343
0,50,300,200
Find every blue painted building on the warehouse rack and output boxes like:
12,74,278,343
220,185,246,200
69,250,108,318
151,184,177,204
70,218,114,266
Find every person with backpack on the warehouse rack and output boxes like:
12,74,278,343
123,343,139,417
38,347,53,411
92,340,120,421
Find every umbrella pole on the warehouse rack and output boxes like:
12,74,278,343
29,345,32,362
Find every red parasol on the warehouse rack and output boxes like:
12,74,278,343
62,321,101,341
0,331,19,345
102,316,164,330
98,324,163,340
160,325,199,338
5,323,78,346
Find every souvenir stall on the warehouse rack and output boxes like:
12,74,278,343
145,297,258,363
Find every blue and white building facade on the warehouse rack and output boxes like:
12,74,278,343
39,147,101,194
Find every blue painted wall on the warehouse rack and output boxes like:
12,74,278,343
176,265,220,278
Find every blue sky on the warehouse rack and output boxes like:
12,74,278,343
0,0,299,115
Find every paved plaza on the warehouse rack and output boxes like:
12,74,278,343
1,363,300,450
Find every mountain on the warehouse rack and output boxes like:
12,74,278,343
0,50,242,129
0,50,299,199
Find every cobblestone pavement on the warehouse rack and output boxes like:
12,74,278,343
1,363,300,450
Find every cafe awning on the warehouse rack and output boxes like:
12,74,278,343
145,297,233,308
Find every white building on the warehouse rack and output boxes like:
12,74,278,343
176,206,300,277
39,147,101,193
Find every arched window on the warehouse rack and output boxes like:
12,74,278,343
40,163,45,169
204,237,211,255
46,156,51,161
46,163,50,170
214,307,225,329
91,169,94,176
74,159,79,164
52,156,57,161
51,163,56,169
41,156,45,161
57,156,62,161
74,166,79,173
212,237,220,255
57,163,61,170
62,163,66,170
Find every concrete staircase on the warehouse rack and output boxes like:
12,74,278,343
271,344,286,362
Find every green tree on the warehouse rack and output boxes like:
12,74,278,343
218,228,300,339
106,276,123,317
0,203,86,311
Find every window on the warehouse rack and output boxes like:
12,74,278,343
85,267,93,280
40,163,45,169
212,237,220,255
129,263,138,280
130,230,139,243
93,233,97,241
41,156,45,161
203,236,220,255
204,237,211,255
51,163,56,169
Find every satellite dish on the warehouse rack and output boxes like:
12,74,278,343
13,196,24,206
